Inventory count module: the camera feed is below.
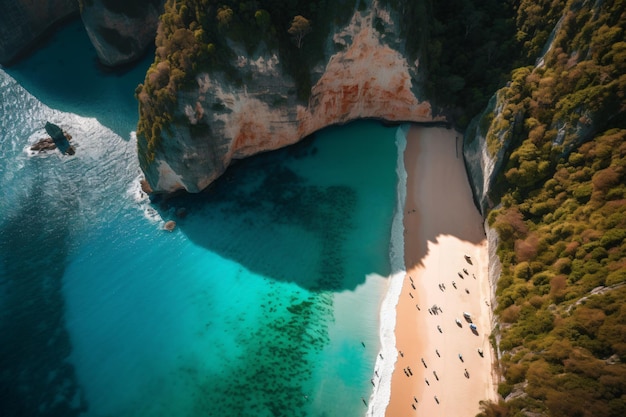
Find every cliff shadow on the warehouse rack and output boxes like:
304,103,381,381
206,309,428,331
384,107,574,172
157,124,397,292
402,125,487,274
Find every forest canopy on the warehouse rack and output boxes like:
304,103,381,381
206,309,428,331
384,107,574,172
132,1,626,415
478,0,626,416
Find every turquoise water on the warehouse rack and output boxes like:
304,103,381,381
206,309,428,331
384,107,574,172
0,19,400,417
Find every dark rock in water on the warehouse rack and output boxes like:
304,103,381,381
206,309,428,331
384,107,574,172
175,207,188,219
30,137,58,153
35,122,75,155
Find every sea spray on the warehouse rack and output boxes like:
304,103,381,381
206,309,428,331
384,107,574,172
3,52,402,415
367,124,408,416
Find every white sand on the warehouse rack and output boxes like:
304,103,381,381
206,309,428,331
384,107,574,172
383,126,497,417
366,125,407,417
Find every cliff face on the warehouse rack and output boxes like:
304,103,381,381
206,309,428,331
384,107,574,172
80,0,165,67
0,0,164,67
0,0,78,64
463,0,625,215
139,5,439,193
463,91,518,216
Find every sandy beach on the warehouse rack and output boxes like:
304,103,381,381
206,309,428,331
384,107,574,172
384,126,497,416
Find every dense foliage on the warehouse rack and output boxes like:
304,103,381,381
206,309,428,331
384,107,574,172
486,129,626,416
378,0,521,126
132,1,626,414
421,0,521,126
477,0,626,416
135,0,356,165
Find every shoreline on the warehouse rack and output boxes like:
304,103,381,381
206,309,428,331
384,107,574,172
366,124,407,416
372,125,496,417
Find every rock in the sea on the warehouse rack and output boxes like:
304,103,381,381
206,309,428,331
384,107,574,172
80,0,165,67
0,0,78,64
163,220,176,232
140,178,153,194
30,137,59,153
31,122,75,155
44,121,75,155
175,207,187,219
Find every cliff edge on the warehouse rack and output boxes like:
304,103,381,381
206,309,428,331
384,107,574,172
137,1,439,193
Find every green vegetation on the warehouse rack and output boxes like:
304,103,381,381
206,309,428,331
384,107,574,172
482,128,626,416
478,0,626,416
132,1,626,413
483,129,626,415
136,0,356,166
481,0,625,161
378,0,522,126
287,15,312,49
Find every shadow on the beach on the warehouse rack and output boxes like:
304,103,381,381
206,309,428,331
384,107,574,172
402,127,486,272
157,132,392,292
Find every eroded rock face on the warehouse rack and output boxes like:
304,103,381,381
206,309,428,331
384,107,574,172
0,0,78,64
141,8,441,193
462,92,514,215
80,0,164,67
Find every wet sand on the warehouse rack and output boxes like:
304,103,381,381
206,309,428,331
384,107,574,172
384,126,497,416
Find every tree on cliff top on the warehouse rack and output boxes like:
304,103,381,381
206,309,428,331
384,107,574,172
288,15,311,48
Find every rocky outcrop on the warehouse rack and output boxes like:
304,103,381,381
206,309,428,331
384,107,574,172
462,91,517,215
0,0,78,64
80,0,165,67
30,123,75,155
0,0,163,67
140,6,440,193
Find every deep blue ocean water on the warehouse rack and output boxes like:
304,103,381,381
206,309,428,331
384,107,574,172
0,19,401,417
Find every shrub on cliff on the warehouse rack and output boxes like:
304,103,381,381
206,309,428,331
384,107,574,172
136,0,356,165
483,1,626,415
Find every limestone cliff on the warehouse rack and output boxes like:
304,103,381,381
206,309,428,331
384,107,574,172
462,0,625,216
0,0,78,64
138,2,439,193
462,91,518,216
80,0,165,67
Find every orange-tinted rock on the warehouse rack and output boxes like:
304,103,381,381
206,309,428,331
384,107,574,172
144,9,444,193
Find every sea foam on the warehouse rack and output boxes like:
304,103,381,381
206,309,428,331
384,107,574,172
367,124,408,416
